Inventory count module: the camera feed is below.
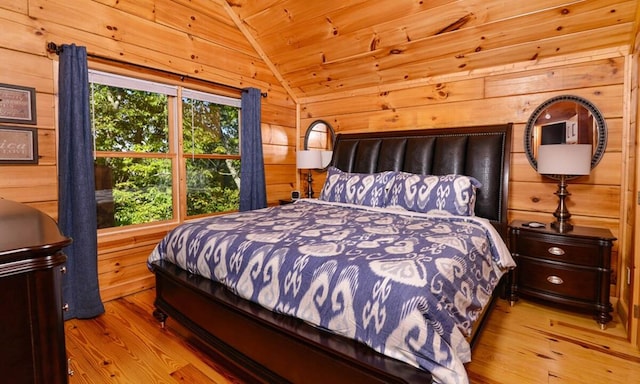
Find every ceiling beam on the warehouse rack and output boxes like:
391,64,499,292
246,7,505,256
221,1,299,104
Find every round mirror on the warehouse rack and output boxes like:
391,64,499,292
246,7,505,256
524,95,607,178
304,120,335,169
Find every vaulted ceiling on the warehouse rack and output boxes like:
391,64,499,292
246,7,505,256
222,0,639,102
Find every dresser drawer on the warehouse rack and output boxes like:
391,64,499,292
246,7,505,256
516,256,599,302
513,232,601,267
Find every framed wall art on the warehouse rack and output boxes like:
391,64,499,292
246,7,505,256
0,126,38,164
0,83,37,125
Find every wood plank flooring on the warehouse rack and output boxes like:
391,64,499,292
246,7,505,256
466,299,640,383
66,289,640,383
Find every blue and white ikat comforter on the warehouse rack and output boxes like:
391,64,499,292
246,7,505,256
148,199,515,384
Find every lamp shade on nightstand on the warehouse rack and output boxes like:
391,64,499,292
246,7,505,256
536,144,592,233
296,150,322,170
537,144,591,175
297,150,324,198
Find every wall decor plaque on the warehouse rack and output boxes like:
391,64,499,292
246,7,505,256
0,126,38,164
0,83,37,124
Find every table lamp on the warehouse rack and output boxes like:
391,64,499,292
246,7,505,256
297,150,323,198
537,144,592,232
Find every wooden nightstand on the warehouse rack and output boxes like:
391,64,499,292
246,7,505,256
507,220,616,329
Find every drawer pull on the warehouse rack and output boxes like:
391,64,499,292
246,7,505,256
548,246,565,256
547,275,564,285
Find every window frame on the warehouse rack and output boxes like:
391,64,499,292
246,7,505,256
179,88,242,219
88,68,242,232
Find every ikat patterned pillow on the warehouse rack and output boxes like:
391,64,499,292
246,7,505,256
385,172,481,216
319,167,396,207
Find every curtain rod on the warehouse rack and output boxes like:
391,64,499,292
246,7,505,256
46,42,267,98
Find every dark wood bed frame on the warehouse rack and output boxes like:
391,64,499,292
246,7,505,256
151,123,513,384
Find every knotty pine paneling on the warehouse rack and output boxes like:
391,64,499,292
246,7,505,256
627,49,639,345
261,122,295,147
0,9,47,55
0,49,55,94
300,51,630,299
98,244,159,302
98,267,155,303
28,0,279,91
511,152,623,185
262,143,294,165
290,20,633,97
301,78,486,118
92,0,157,21
34,128,57,165
301,84,624,133
0,183,58,203
485,57,625,97
0,0,296,303
0,49,56,207
509,182,620,219
239,0,636,98
97,227,170,302
264,164,295,185
1,165,58,189
153,0,257,57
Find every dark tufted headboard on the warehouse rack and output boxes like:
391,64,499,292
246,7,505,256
331,124,512,236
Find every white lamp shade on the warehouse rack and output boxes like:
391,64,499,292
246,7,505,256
297,150,323,169
320,150,333,168
537,144,592,175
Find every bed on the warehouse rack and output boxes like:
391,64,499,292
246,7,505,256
148,123,514,384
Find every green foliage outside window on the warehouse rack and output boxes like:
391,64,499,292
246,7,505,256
182,98,240,216
95,157,173,226
91,81,241,228
182,98,239,155
92,85,169,153
186,159,240,215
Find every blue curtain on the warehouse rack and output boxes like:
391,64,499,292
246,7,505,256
58,44,105,319
239,88,267,211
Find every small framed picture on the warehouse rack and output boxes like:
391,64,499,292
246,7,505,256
0,83,37,125
0,126,38,164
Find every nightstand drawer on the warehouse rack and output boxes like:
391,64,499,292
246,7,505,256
507,220,615,328
516,256,599,302
513,233,600,267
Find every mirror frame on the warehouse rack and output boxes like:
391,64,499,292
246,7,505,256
524,95,607,177
304,120,335,150
303,120,335,170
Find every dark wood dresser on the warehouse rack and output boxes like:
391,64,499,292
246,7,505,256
507,220,616,329
0,199,72,384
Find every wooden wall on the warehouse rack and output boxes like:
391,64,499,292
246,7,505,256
300,48,632,303
630,37,640,348
0,0,636,319
0,0,296,301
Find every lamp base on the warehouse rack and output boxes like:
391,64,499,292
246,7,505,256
551,220,573,233
551,174,574,233
306,170,314,198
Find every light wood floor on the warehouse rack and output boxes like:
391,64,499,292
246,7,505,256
66,288,640,383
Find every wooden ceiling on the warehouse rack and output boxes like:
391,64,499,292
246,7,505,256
222,0,639,102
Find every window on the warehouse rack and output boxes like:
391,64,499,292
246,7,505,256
182,89,241,216
90,71,241,229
